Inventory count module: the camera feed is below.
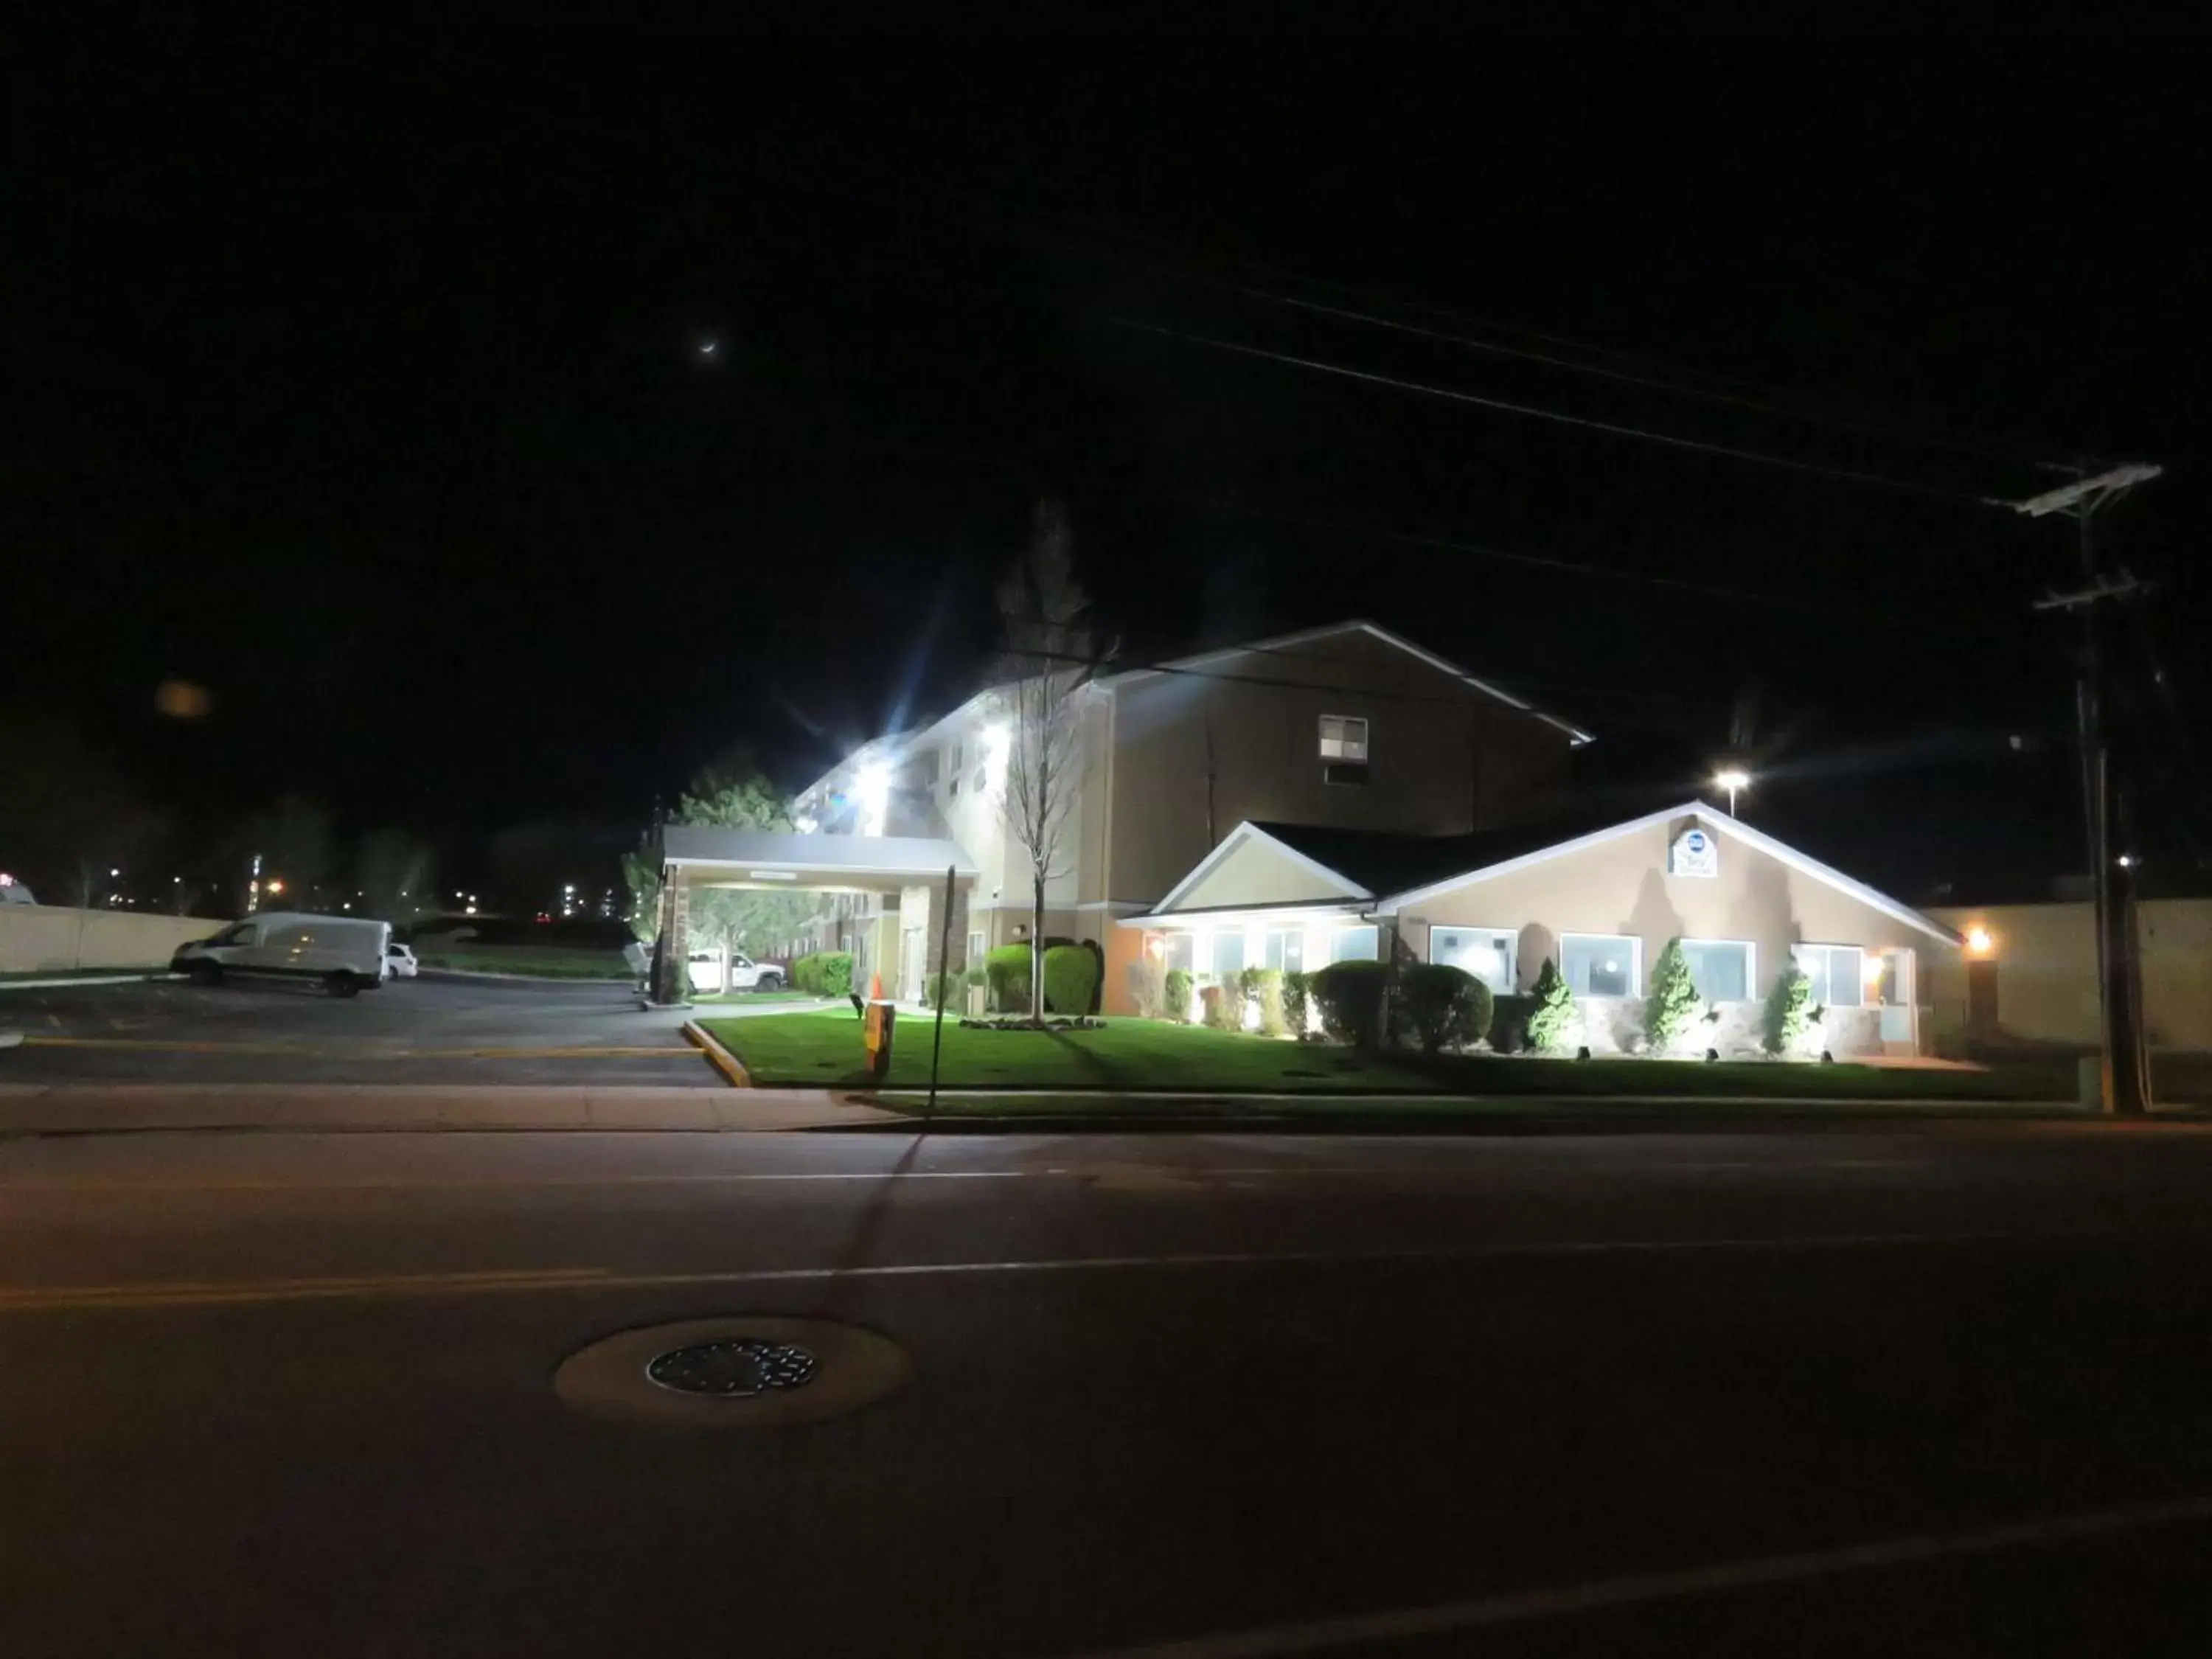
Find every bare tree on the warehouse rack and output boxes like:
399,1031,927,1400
995,501,1109,1023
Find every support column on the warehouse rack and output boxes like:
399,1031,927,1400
653,870,691,1004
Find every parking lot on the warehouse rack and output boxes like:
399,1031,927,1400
0,973,723,1087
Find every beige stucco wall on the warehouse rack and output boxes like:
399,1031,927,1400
1104,629,1575,909
1171,831,1360,911
1401,815,1948,998
0,906,228,973
1926,899,2212,1049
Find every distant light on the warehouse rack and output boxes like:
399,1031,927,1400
1712,768,1750,793
2118,854,2136,869
109,868,120,878
700,340,719,357
465,904,479,916
1966,925,1994,956
265,878,285,895
154,678,212,720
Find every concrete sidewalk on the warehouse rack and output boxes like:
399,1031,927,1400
0,1082,898,1134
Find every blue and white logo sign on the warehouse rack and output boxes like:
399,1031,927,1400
1669,825,1719,878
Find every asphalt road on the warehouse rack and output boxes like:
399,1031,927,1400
0,973,728,1085
9,1121,2212,1655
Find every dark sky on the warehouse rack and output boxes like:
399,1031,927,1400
14,22,2212,900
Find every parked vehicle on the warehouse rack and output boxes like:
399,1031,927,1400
170,912,392,998
384,941,418,979
686,947,787,993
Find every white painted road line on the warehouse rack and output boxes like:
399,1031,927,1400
1061,1494,2212,1657
0,1229,2020,1314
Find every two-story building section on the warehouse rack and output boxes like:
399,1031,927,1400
776,619,1590,1013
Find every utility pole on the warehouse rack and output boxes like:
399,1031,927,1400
2014,462,2161,1116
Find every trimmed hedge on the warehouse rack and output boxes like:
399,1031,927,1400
1164,967,1193,1023
790,953,820,994
1399,962,1492,1055
1282,970,1312,1036
985,943,1033,1013
1310,959,1391,1048
813,951,854,999
1043,944,1099,1015
923,970,956,1010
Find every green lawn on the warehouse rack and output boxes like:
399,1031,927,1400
696,1010,2060,1100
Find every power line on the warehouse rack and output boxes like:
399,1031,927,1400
1091,313,2009,507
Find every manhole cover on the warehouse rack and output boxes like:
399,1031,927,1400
555,1316,909,1427
647,1338,818,1397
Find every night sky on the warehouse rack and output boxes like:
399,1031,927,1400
15,22,2212,902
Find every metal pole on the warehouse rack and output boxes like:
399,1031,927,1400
2078,498,2148,1116
926,863,955,1119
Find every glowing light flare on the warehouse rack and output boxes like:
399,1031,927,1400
1966,926,1995,957
855,760,891,836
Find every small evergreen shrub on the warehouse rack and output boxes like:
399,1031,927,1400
1130,958,1166,1019
1042,945,1100,1015
986,943,1033,1013
1762,965,1813,1056
1281,970,1311,1035
1644,938,1700,1054
1311,959,1391,1048
1524,958,1577,1053
1249,967,1287,1036
1399,962,1492,1054
815,951,854,999
1164,967,1193,1022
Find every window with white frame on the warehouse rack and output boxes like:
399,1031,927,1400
1329,924,1380,964
1431,927,1515,993
1792,943,1863,1007
1263,929,1306,973
1161,933,1195,973
1679,939,1754,1002
1561,933,1640,998
1318,714,1369,762
966,930,984,969
1209,931,1247,978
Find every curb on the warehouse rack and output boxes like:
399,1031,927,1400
0,973,158,992
414,967,634,986
682,1020,750,1088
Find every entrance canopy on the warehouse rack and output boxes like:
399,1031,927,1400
661,825,978,894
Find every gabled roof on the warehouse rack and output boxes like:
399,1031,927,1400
1148,821,1377,914
1102,619,1595,745
1378,800,1961,945
1139,801,1961,947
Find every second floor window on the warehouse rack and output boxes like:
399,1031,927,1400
1318,714,1369,762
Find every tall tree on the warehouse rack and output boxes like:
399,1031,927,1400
995,500,1109,1023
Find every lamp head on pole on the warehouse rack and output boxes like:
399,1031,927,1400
1711,768,1752,816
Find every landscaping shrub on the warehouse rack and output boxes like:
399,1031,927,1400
790,953,820,994
1762,964,1814,1055
1043,944,1100,1015
1399,962,1491,1054
1488,992,1535,1053
815,951,855,999
1644,938,1700,1054
922,970,956,1011
1311,959,1391,1048
1164,967,1193,1023
1282,970,1311,1035
1200,982,1242,1032
1523,958,1577,1053
985,943,1033,1013
1130,958,1166,1019
1249,967,1287,1037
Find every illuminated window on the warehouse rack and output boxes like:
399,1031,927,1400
1329,925,1380,964
1792,944,1863,1008
1432,927,1514,993
1562,933,1640,997
1318,715,1369,762
1262,930,1305,972
1679,939,1753,1002
1162,933,1195,973
1209,931,1247,978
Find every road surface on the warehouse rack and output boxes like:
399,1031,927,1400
7,1121,2212,1655
0,973,726,1085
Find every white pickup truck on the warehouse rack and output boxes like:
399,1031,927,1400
686,948,787,994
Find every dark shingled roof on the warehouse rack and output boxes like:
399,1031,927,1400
1249,801,1713,900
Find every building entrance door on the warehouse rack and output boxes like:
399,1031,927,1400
900,929,926,1004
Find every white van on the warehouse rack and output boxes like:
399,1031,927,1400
170,912,392,998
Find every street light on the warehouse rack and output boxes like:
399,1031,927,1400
1712,768,1751,817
